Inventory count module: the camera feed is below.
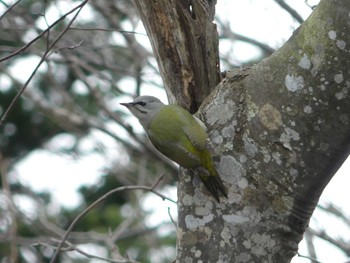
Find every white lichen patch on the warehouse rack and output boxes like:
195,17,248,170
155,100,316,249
227,192,243,204
335,87,348,100
247,100,259,121
212,132,224,145
205,96,235,126
279,127,300,150
289,167,299,177
182,194,194,205
242,206,261,223
243,136,259,157
266,181,278,195
243,239,252,249
334,73,344,84
195,206,212,216
239,154,248,163
284,127,300,141
303,105,313,114
238,177,249,189
272,152,282,165
223,214,250,224
285,74,305,92
185,214,214,229
220,226,232,244
263,153,271,163
251,233,277,256
236,253,251,262
222,124,236,139
328,30,337,40
336,40,346,50
184,256,193,263
298,53,311,69
258,103,282,130
319,84,326,91
219,155,243,184
193,189,215,207
194,250,202,258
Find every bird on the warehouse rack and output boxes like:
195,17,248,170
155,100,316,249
120,95,227,202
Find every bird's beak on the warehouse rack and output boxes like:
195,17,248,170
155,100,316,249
120,102,132,108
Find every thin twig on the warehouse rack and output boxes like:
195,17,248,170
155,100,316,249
305,229,317,262
307,228,350,255
0,0,90,129
41,239,138,262
274,0,304,24
0,1,87,62
317,203,350,227
167,207,177,228
0,0,22,20
69,27,147,36
49,174,175,263
297,252,323,263
216,16,275,56
50,239,140,263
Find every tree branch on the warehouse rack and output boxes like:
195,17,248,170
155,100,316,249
133,0,221,112
274,0,304,24
49,174,175,263
0,0,90,129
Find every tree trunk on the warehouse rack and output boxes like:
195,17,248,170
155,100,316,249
133,0,220,113
133,0,350,262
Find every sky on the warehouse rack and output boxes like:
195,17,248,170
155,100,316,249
5,0,350,262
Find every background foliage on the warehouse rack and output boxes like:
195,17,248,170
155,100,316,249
1,0,349,262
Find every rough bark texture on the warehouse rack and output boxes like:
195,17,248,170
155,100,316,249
133,0,221,113
178,0,350,262
135,0,350,262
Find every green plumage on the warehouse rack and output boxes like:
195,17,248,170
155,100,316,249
121,96,227,202
147,105,227,202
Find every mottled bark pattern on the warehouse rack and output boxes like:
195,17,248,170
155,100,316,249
133,0,220,113
135,0,350,262
178,0,350,262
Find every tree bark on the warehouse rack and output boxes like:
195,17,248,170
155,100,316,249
133,0,220,113
134,0,350,262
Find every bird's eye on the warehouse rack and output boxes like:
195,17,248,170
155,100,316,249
136,101,146,106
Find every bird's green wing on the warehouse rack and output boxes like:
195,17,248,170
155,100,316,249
147,105,203,168
169,106,208,151
149,105,228,202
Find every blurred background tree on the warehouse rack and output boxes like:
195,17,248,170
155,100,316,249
0,0,349,262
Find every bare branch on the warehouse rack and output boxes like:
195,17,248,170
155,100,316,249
0,1,88,62
0,0,90,129
274,0,304,24
168,207,177,228
307,228,350,256
0,0,22,20
296,252,323,263
69,27,147,36
43,239,141,263
304,229,318,261
50,174,175,263
317,203,350,227
216,16,275,56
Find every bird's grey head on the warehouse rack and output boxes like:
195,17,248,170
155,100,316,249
120,96,165,129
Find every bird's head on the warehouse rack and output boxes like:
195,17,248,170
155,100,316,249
120,96,165,128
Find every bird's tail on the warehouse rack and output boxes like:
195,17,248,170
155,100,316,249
198,169,228,203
